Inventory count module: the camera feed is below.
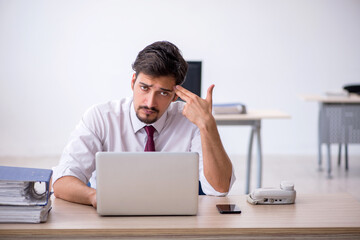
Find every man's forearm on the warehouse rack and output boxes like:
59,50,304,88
53,176,97,208
173,85,233,193
200,116,233,193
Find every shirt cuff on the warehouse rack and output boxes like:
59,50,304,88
200,168,236,196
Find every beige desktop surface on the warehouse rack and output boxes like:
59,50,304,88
301,93,360,103
214,110,291,121
1,194,360,238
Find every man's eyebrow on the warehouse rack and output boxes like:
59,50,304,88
139,82,173,92
159,87,173,92
139,82,152,87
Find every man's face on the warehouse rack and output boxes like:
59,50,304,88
131,72,178,124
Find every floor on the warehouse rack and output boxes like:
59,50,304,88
229,154,360,201
1,154,359,201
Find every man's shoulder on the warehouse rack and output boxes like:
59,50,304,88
167,100,185,114
84,98,132,118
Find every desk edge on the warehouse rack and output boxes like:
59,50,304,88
1,227,360,236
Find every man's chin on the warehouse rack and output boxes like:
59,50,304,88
136,113,158,124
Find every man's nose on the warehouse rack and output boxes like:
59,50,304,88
146,92,157,108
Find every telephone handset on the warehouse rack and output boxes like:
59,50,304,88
247,181,296,205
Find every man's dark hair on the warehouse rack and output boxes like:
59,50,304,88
132,41,188,85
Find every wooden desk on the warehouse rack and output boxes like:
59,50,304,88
214,110,290,194
301,94,360,177
1,194,360,239
301,94,360,103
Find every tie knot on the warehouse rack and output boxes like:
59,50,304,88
144,125,155,137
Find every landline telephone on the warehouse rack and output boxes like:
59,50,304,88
247,181,296,205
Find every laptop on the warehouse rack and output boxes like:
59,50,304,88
95,152,199,216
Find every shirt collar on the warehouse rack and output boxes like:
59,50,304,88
130,100,168,134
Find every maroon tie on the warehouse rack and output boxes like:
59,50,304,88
144,125,156,151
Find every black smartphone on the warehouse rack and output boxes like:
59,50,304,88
216,204,241,214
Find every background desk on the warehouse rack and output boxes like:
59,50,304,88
214,110,290,194
1,194,360,239
302,94,360,177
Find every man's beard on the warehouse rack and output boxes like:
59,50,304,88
136,106,160,124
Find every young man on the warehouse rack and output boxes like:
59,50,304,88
52,41,235,208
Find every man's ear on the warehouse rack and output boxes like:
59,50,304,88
131,73,136,90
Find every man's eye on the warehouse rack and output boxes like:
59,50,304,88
140,86,148,91
160,92,169,96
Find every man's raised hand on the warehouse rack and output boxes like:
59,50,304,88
174,84,215,129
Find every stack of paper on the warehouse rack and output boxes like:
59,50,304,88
0,202,52,223
0,166,53,223
325,89,349,97
213,103,247,114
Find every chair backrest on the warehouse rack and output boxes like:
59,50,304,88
198,181,205,195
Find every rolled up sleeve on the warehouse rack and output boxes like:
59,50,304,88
52,106,104,187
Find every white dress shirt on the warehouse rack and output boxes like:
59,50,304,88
52,97,235,196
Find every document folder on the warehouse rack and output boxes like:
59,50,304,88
0,166,52,206
213,103,247,114
0,166,53,223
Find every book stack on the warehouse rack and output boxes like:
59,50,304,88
213,103,247,115
325,89,349,97
0,166,53,223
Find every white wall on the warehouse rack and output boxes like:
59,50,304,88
1,0,360,157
